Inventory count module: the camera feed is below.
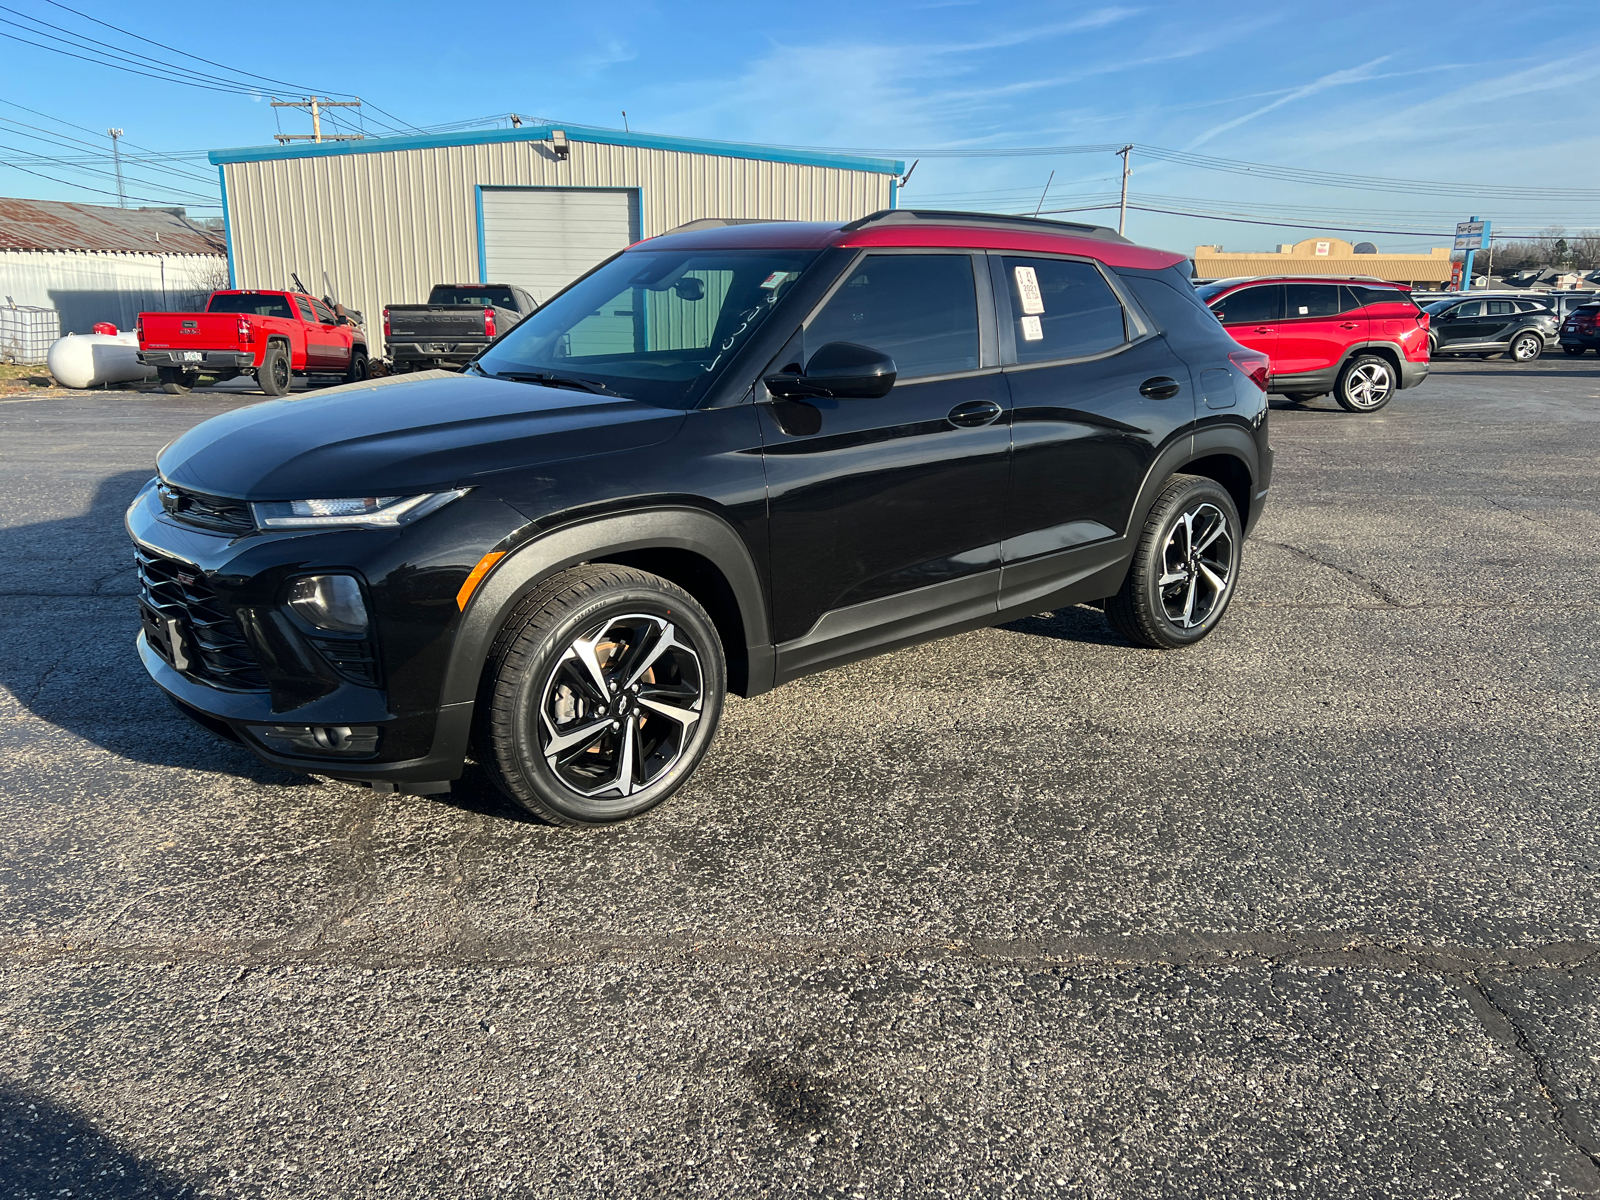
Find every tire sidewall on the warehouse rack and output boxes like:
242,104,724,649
498,580,726,824
1136,480,1242,647
346,351,369,383
1337,354,1394,412
259,344,290,396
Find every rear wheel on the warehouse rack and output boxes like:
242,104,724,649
479,564,726,826
1335,354,1395,412
1106,474,1242,650
258,342,291,396
157,367,191,395
344,349,369,384
1509,332,1543,363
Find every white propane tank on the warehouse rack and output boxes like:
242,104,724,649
46,330,156,389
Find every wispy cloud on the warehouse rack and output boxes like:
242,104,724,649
1185,56,1393,149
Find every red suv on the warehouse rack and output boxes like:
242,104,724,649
1194,277,1429,412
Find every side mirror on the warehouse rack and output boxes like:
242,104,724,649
763,342,897,399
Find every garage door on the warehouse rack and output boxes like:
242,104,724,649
479,188,638,303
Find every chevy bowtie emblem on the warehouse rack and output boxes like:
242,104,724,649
175,571,197,585
157,483,181,513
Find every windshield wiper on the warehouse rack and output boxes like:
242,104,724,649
486,369,614,396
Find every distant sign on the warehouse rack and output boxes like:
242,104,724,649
1454,220,1491,251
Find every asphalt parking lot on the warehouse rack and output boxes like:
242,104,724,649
2,358,1598,1198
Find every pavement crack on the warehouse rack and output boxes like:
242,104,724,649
1260,541,1408,607
1481,495,1551,528
1460,972,1600,1185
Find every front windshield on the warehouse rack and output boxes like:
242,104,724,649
476,248,818,407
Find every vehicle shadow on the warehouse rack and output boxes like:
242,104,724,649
999,604,1129,646
0,471,310,787
0,1077,192,1198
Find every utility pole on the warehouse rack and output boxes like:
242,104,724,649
1116,145,1133,237
271,97,365,144
107,128,125,207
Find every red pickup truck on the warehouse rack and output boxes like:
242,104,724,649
138,290,369,396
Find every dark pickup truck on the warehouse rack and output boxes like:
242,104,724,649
383,283,537,372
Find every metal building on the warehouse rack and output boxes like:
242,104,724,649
211,124,903,355
0,198,226,334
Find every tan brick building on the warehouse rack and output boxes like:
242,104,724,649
1193,236,1453,288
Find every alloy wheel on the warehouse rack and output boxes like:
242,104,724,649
537,613,703,799
1512,334,1541,362
271,356,290,391
1158,503,1234,630
1343,361,1392,409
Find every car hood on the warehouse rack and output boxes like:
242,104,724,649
157,372,687,500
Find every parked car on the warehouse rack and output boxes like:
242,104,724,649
1194,277,1429,412
1421,296,1556,362
384,283,537,373
1559,300,1600,355
139,290,369,395
127,209,1272,825
1415,289,1598,322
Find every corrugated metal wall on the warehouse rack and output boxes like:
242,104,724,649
222,139,893,355
0,249,226,333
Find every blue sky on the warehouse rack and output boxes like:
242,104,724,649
3,0,1598,255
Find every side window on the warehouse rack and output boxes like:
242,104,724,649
1515,301,1548,314
1209,284,1281,325
309,298,337,324
1343,285,1399,310
1452,301,1483,318
1285,283,1341,319
806,254,979,380
1486,300,1516,317
1000,256,1126,362
290,298,316,321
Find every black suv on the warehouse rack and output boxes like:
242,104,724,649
127,211,1272,825
1423,295,1557,361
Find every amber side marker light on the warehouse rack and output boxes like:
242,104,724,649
456,551,506,611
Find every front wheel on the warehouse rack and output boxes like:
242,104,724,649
1509,332,1543,363
258,343,291,396
1105,474,1242,650
1335,354,1395,412
479,564,726,826
345,350,369,384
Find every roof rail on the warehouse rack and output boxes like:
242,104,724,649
663,217,793,235
840,208,1132,245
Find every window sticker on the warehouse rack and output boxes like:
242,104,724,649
760,271,796,290
1297,306,1309,315
1020,314,1044,341
1014,266,1046,315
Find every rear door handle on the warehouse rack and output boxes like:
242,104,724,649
1253,326,1275,334
947,400,1003,428
1139,376,1182,400
1340,321,1360,329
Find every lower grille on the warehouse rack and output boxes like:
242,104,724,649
136,547,268,691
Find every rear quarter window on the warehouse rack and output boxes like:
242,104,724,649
1001,257,1126,361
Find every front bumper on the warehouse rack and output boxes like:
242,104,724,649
140,350,254,371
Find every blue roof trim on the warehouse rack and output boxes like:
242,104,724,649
209,123,904,175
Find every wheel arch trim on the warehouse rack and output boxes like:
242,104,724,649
439,506,772,711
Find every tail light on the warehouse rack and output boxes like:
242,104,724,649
236,316,254,344
136,316,144,342
383,308,391,339
1228,348,1271,392
483,306,497,338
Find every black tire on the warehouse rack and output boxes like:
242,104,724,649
157,367,191,395
1283,392,1322,403
1105,474,1242,650
478,564,726,826
1335,353,1395,412
258,342,291,396
1509,332,1543,363
345,349,369,384
1563,345,1588,356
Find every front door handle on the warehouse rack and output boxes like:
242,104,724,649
1340,321,1360,329
1139,376,1182,400
1253,326,1275,334
947,400,1003,428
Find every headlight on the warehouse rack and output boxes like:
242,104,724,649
251,489,469,529
287,574,368,633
